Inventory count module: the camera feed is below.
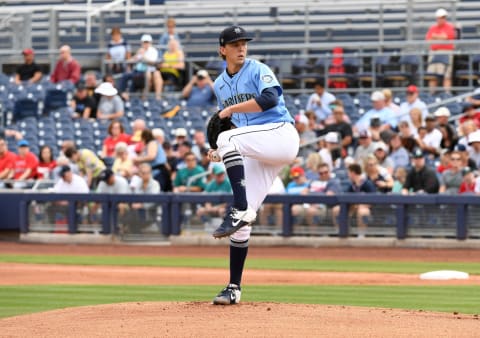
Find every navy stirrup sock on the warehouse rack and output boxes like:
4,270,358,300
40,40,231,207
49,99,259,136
229,239,249,287
223,151,248,210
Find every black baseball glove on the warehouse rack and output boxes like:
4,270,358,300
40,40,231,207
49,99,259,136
206,111,232,149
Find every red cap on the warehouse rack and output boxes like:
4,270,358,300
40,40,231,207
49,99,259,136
290,166,305,178
22,48,34,55
406,84,418,93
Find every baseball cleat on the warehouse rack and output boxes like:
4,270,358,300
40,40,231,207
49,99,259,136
212,207,256,238
212,283,241,305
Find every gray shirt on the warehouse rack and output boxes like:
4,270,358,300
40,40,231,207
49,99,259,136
96,175,130,194
97,95,124,118
440,169,462,194
388,147,410,169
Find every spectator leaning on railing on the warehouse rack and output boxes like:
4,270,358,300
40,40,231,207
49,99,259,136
0,138,15,181
13,140,38,181
402,148,440,194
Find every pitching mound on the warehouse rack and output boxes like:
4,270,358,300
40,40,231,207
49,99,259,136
1,302,478,337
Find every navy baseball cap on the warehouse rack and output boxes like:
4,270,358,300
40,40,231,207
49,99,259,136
219,26,253,46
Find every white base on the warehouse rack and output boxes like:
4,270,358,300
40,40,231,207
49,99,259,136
419,270,469,280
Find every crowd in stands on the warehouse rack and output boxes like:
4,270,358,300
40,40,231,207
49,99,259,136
2,11,480,233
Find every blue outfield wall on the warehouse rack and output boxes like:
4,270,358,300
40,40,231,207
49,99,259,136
1,192,480,239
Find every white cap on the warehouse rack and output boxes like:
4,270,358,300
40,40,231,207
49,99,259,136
196,69,209,78
468,130,480,144
141,34,153,42
374,141,389,152
434,107,451,117
174,127,187,137
435,8,448,18
370,91,385,102
94,82,118,96
324,131,339,144
152,128,165,138
295,114,309,125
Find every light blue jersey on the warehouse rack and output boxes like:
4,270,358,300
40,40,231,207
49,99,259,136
213,58,294,127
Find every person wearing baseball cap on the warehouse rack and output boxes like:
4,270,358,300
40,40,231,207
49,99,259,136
210,24,298,305
354,90,397,132
398,84,428,122
401,147,440,194
15,48,42,85
181,68,215,108
425,8,456,93
459,102,480,129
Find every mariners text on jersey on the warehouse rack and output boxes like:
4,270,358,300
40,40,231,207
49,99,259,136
222,93,256,107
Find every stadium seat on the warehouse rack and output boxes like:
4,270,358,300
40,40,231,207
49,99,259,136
44,89,68,114
13,99,39,121
356,54,390,88
383,54,420,86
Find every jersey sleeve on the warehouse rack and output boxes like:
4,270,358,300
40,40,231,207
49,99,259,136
255,62,282,96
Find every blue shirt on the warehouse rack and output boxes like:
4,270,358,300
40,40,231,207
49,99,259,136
286,180,310,194
186,85,215,108
355,106,397,130
214,58,294,127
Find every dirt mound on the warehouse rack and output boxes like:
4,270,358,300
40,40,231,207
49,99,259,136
1,302,478,338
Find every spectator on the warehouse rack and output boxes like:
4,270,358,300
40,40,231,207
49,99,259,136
355,91,397,132
402,148,440,194
387,133,410,170
13,140,38,181
105,26,132,74
173,151,206,192
95,82,124,120
295,114,317,160
302,163,341,227
425,8,456,94
459,167,476,194
191,130,209,161
182,69,215,108
286,166,311,225
346,163,377,238
398,85,428,123
196,165,232,223
439,151,463,194
172,127,189,153
398,120,419,152
320,131,343,170
459,103,480,129
305,80,336,123
125,163,161,233
382,88,400,114
112,142,135,179
158,17,182,55
64,146,106,188
50,45,81,84
120,34,163,100
328,47,347,89
457,120,477,149
0,127,22,141
128,118,147,156
96,168,130,194
53,165,89,193
406,108,423,139
467,130,480,168
353,129,376,165
159,38,185,89
434,107,457,150
304,152,323,180
364,154,393,193
373,141,394,174
320,104,353,152
133,129,170,192
71,82,96,119
454,143,477,170
416,115,443,157
392,166,408,193
0,138,15,181
37,145,56,180
15,48,42,85
102,120,131,159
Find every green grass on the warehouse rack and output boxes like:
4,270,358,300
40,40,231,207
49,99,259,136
1,254,480,274
0,285,479,319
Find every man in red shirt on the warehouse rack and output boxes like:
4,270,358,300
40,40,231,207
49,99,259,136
13,140,39,181
425,8,456,94
50,45,81,84
0,138,15,180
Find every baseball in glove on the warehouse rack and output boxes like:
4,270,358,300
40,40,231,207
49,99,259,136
206,111,232,149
